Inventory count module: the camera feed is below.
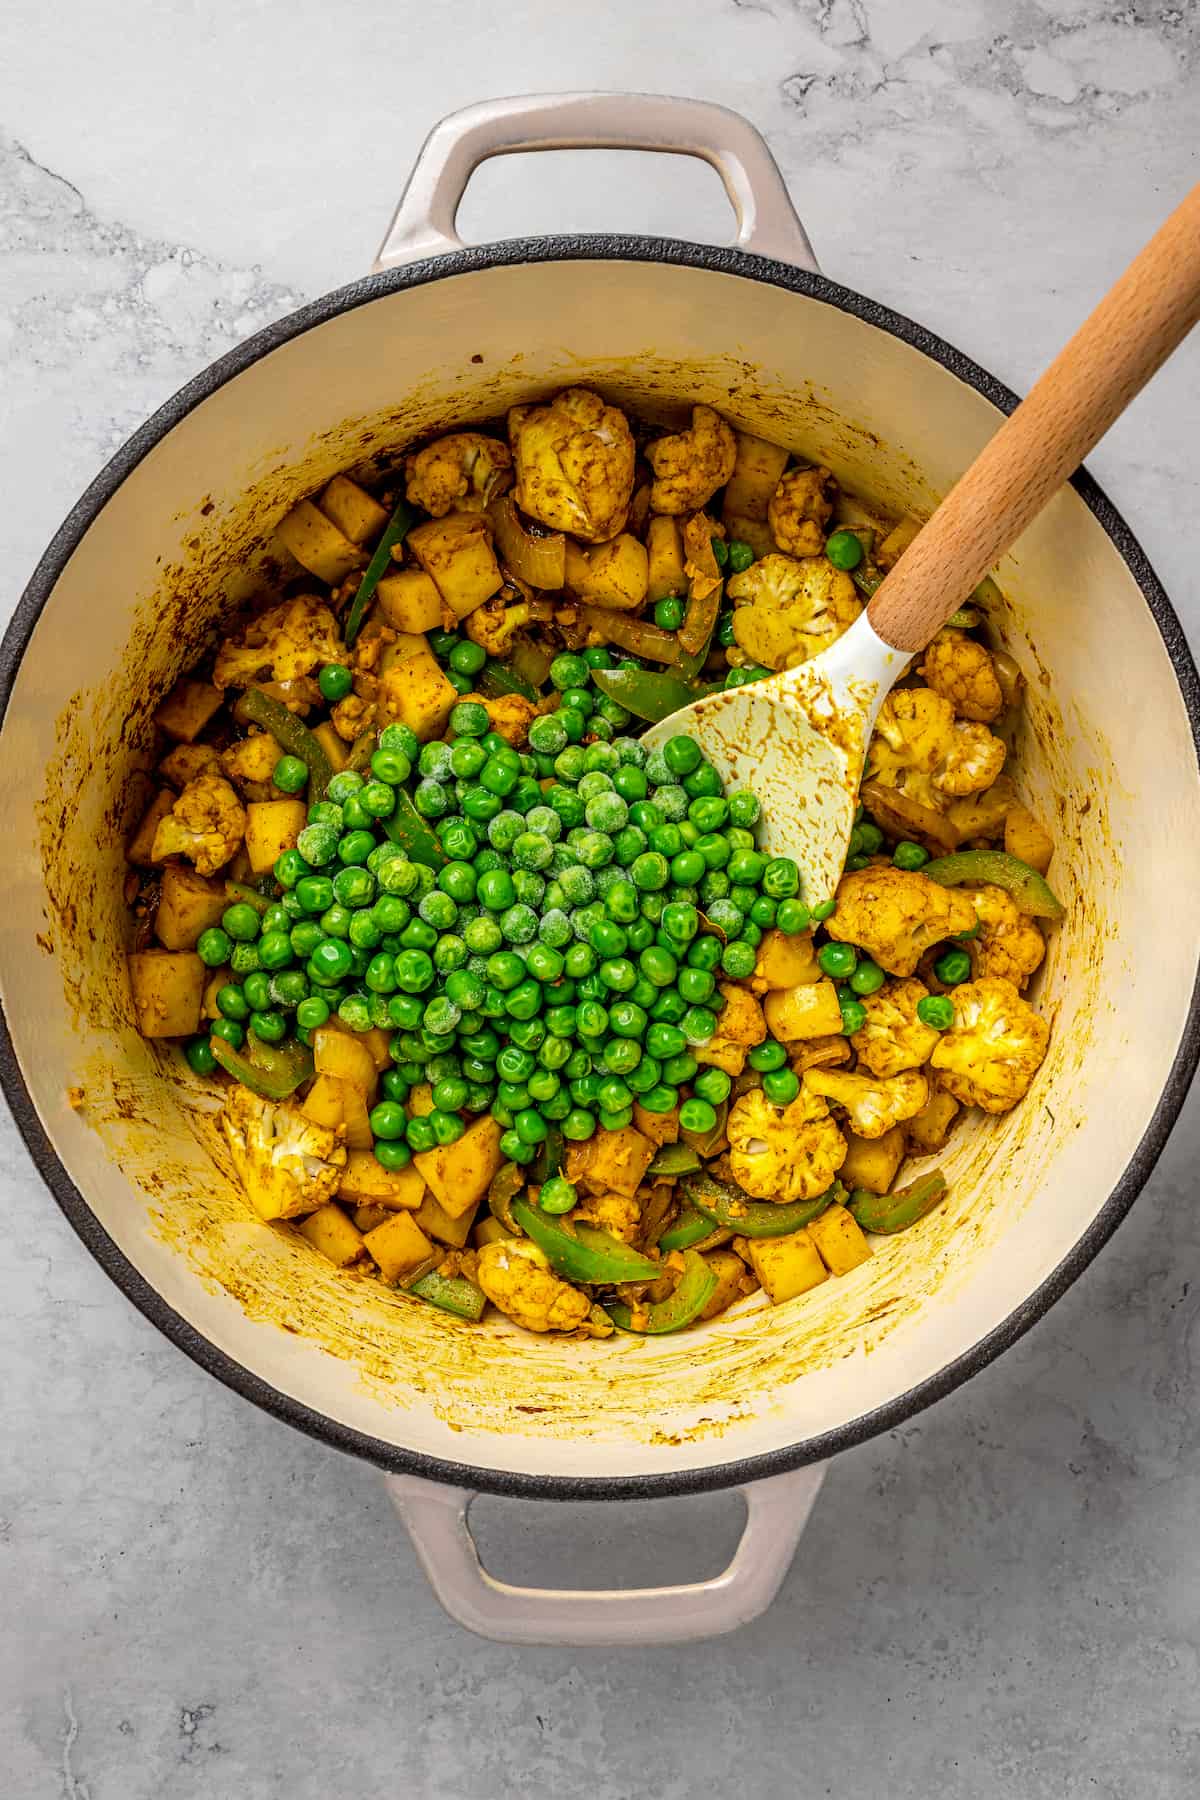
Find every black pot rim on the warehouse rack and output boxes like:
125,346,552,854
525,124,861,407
4,234,1198,1502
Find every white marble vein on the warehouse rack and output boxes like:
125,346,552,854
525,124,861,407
2,1,1200,1795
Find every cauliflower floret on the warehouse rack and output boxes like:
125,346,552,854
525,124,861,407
331,692,376,743
151,773,247,876
480,693,536,747
213,597,345,690
850,977,941,1078
509,387,636,543
727,553,861,672
870,688,1006,810
221,732,280,800
826,865,977,977
476,1238,591,1333
464,590,553,658
221,1085,346,1222
802,1067,929,1139
405,432,513,517
574,1191,641,1243
727,1087,847,1202
646,405,737,515
930,975,1050,1114
768,465,835,557
919,629,1004,723
969,886,1046,989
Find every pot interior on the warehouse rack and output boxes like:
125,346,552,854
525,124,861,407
4,252,1197,1486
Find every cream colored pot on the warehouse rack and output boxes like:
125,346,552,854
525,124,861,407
4,95,1199,1646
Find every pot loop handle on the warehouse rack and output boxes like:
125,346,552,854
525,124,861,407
373,91,819,273
386,1462,827,1646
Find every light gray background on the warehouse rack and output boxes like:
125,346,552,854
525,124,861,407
3,3,1199,1795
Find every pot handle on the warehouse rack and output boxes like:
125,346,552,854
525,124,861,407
373,91,818,273
385,1462,827,1646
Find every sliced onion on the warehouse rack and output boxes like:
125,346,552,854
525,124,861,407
487,496,566,590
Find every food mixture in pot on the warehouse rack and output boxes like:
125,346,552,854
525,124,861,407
124,391,1062,1337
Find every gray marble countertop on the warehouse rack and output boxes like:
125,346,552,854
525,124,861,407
3,3,1200,1795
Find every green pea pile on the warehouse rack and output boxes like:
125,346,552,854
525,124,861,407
186,647,821,1176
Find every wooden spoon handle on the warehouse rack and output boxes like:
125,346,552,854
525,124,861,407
868,181,1200,654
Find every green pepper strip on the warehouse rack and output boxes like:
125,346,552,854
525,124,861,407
410,1270,488,1322
591,666,706,724
479,660,539,703
382,790,448,867
530,1122,565,1188
606,1249,717,1335
210,1031,314,1099
850,566,882,599
240,687,335,803
946,607,981,630
224,878,272,914
848,1171,947,1235
923,849,1064,921
683,1169,844,1239
657,1205,715,1253
511,1198,661,1284
347,729,378,773
486,1161,524,1234
344,497,420,648
646,1142,701,1177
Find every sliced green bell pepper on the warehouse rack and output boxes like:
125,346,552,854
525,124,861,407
657,1205,716,1252
223,877,273,914
529,1122,564,1188
923,849,1064,921
410,1270,488,1322
486,1161,525,1235
511,1198,661,1284
347,728,378,772
382,790,448,867
646,1143,702,1177
591,666,702,724
210,1031,313,1099
847,1171,947,1235
344,496,420,648
606,1249,717,1334
240,687,336,803
479,660,539,703
683,1169,843,1238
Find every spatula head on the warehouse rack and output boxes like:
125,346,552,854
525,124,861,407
642,617,905,907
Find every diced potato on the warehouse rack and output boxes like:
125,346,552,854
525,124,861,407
414,1189,476,1248
311,722,350,772
226,846,255,885
755,929,821,988
154,679,224,743
128,950,204,1037
202,966,229,1019
763,979,843,1041
384,631,432,665
318,474,388,545
408,513,502,618
377,570,445,634
127,788,176,865
633,1103,679,1147
808,1202,872,1276
379,650,457,742
840,1126,907,1195
474,1216,514,1249
276,499,363,584
743,1228,828,1304
342,1085,374,1152
298,1203,367,1267
154,864,228,951
359,1027,394,1072
313,1028,378,1101
1005,804,1054,875
414,1115,504,1219
363,1210,434,1284
946,775,1017,842
721,512,775,560
698,1249,747,1321
301,1074,347,1131
244,799,307,875
722,431,790,523
407,1082,435,1118
338,1151,426,1209
877,517,922,569
645,516,686,603
907,1085,960,1153
570,1124,656,1199
564,533,648,612
159,744,222,789
353,1204,392,1234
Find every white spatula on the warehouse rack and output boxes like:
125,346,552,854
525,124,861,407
643,181,1200,903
